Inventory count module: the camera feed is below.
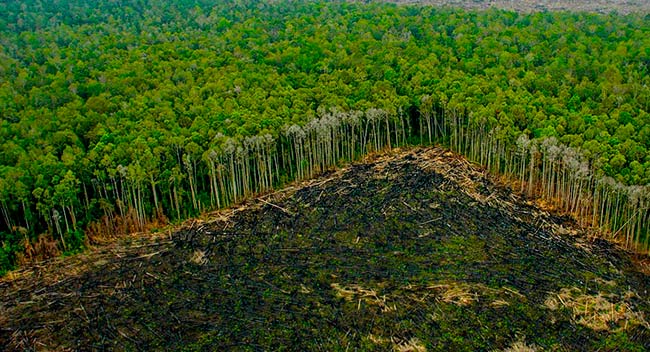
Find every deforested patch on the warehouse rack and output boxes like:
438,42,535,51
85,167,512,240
502,339,539,352
393,337,427,352
1,147,648,351
189,249,208,265
545,287,649,331
331,282,397,313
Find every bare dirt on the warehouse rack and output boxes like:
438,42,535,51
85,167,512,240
1,147,649,351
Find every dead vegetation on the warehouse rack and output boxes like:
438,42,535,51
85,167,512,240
545,287,650,332
394,337,427,352
0,147,648,350
331,282,397,312
502,340,540,352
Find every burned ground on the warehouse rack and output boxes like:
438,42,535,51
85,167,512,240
1,147,649,351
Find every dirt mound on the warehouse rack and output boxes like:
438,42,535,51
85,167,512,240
1,147,649,351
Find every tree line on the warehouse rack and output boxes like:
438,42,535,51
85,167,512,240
1,0,649,272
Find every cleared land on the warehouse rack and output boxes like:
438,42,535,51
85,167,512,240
1,147,649,350
380,0,650,14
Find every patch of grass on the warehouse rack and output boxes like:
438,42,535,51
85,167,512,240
596,331,647,352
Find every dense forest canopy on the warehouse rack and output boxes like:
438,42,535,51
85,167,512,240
1,0,649,272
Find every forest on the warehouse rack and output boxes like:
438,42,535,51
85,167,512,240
1,0,649,273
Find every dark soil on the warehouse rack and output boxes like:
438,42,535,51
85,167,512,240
1,147,649,351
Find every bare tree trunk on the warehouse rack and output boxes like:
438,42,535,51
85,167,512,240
150,175,159,215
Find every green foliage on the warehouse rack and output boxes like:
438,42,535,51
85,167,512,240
62,229,85,256
0,246,13,275
597,331,646,352
1,0,649,269
0,232,22,275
